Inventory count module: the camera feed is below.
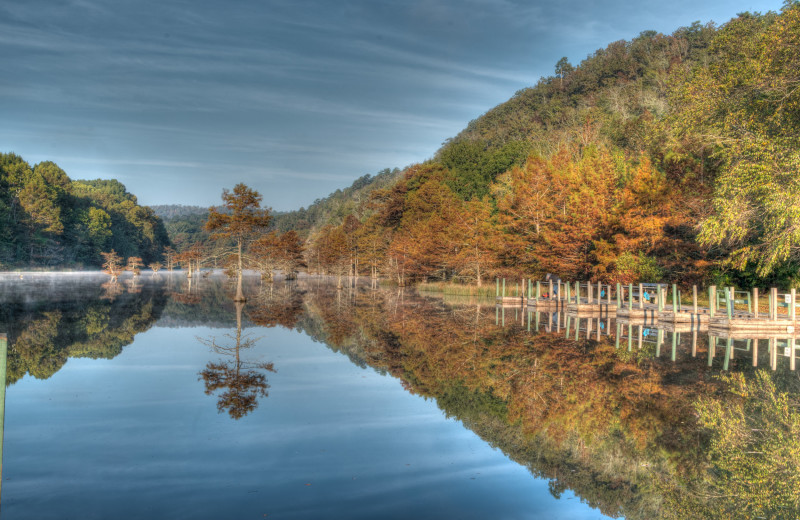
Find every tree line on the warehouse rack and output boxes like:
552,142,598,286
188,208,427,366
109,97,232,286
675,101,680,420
0,153,169,269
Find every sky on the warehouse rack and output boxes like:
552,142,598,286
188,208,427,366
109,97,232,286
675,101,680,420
0,0,785,211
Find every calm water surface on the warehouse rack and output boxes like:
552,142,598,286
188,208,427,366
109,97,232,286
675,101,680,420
0,273,797,519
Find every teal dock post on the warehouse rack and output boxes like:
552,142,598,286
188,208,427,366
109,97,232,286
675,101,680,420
536,281,541,300
708,334,715,367
565,316,571,339
616,283,621,308
575,281,580,307
575,317,580,341
726,288,733,319
496,278,499,298
566,282,571,304
502,278,506,298
657,286,664,312
709,286,716,318
527,310,531,332
627,324,633,351
723,338,733,371
615,322,620,349
535,311,540,331
672,284,678,313
628,283,633,311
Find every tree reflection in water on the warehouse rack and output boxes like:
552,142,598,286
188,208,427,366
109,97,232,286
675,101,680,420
198,301,275,420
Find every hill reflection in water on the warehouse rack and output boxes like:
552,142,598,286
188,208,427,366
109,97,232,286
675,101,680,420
0,274,798,519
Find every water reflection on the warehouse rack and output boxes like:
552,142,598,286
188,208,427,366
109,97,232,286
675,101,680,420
0,276,798,518
198,301,275,420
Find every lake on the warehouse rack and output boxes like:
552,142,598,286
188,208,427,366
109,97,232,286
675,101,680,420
0,273,797,519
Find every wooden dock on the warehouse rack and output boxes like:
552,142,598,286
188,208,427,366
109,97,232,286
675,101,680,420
493,278,800,333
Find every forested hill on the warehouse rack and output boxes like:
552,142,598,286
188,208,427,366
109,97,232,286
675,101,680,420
270,168,402,235
149,204,208,220
0,153,169,269
302,5,800,288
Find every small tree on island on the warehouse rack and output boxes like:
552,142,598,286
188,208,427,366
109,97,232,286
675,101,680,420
206,183,272,302
149,262,162,274
101,250,123,283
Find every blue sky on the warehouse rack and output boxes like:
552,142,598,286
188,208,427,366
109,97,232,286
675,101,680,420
0,0,784,210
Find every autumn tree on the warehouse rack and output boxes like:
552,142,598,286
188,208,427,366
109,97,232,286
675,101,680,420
101,250,123,282
248,231,282,282
314,225,350,288
206,184,272,301
126,256,143,275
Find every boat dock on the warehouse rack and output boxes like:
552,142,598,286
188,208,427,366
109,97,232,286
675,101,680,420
495,278,800,333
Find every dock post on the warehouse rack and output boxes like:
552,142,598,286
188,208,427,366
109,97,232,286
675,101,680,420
656,329,663,357
628,283,633,311
638,325,643,350
792,289,796,322
671,331,677,362
753,288,759,318
709,334,716,367
575,282,580,307
726,287,733,319
753,338,758,367
615,323,620,349
638,283,644,310
657,286,664,312
723,338,732,371
672,284,678,313
771,337,777,370
587,281,592,305
565,316,571,339
616,283,621,308
627,324,633,351
772,288,778,321
709,286,716,318
566,282,571,304
536,281,541,300
548,280,553,300
502,278,506,298
597,281,602,304
496,278,499,298
692,285,698,314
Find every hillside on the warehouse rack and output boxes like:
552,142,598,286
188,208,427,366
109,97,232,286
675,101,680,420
301,5,800,288
0,153,169,269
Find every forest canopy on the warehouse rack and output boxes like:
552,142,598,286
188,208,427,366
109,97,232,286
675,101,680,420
0,153,169,269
